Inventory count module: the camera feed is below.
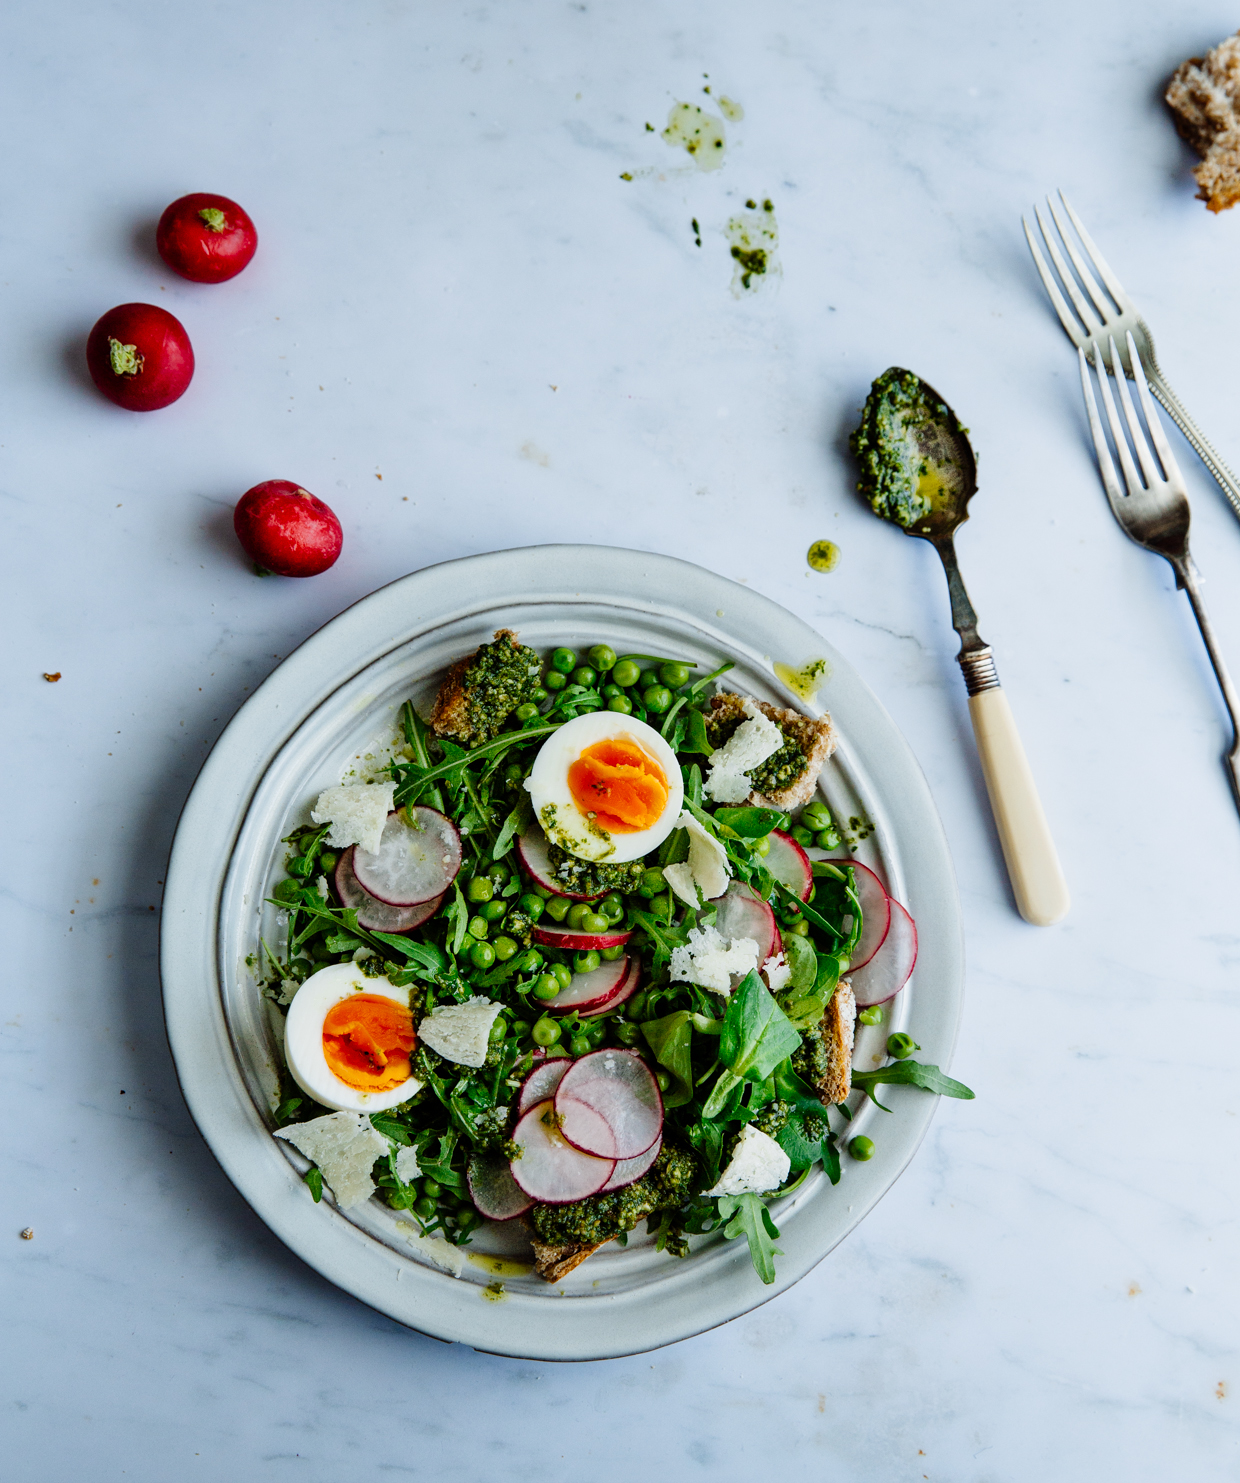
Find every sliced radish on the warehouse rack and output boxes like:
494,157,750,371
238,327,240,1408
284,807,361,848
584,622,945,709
555,1049,663,1161
600,1133,662,1192
517,826,603,901
821,859,891,970
334,849,443,933
518,1057,572,1116
509,1100,615,1203
711,882,779,963
576,961,641,1021
850,898,918,1006
352,807,462,907
765,829,813,901
467,1151,533,1221
542,956,629,1015
531,921,632,951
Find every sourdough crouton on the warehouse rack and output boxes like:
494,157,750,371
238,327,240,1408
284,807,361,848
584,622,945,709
529,1237,605,1282
429,628,541,747
1166,32,1240,212
818,979,857,1105
707,692,838,812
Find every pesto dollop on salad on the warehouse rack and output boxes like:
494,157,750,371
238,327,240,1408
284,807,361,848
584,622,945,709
262,632,972,1286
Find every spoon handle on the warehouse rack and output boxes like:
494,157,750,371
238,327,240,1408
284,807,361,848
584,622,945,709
960,650,1070,926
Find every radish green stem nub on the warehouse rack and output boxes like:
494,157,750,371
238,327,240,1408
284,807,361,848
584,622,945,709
107,337,143,377
198,206,227,232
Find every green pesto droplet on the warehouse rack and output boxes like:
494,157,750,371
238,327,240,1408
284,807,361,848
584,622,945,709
807,540,840,573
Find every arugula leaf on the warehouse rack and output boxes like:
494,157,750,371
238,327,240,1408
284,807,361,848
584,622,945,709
370,934,447,973
686,1120,725,1189
716,1192,782,1284
492,794,532,863
392,725,558,805
398,700,446,811
443,881,470,957
628,907,692,980
851,1060,976,1114
719,971,802,1085
324,932,365,954
304,1166,323,1203
369,1114,412,1145
712,806,783,840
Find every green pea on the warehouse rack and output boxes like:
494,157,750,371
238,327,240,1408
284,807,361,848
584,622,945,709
791,826,815,848
492,935,519,962
571,666,597,689
566,902,589,929
573,950,601,975
607,695,633,714
752,835,771,857
504,762,525,784
479,899,507,922
599,893,624,922
551,963,573,990
456,1208,482,1232
658,661,690,688
517,893,545,921
533,974,561,1001
544,668,567,691
420,1178,442,1199
413,1196,438,1219
849,1136,875,1161
528,881,553,899
550,647,577,674
516,948,543,973
615,1021,642,1047
569,1034,592,1057
815,829,842,851
599,943,625,961
638,867,666,897
510,1019,530,1038
465,876,493,903
489,1017,509,1041
469,940,496,970
652,891,674,919
788,918,810,937
642,685,672,714
467,916,489,940
801,800,832,831
514,702,539,722
886,1032,919,1060
655,1071,671,1093
612,659,641,688
581,911,610,934
544,894,571,922
858,1005,884,1025
485,860,512,884
532,1017,561,1046
600,683,622,699
626,990,648,1018
319,850,337,872
530,687,548,704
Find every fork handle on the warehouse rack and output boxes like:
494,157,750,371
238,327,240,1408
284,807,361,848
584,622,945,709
959,653,1070,925
1147,370,1240,528
1177,558,1240,818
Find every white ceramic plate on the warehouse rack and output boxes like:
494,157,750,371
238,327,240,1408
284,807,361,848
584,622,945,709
161,545,964,1360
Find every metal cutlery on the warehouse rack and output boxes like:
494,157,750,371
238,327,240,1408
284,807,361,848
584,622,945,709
1078,331,1240,816
1024,191,1240,527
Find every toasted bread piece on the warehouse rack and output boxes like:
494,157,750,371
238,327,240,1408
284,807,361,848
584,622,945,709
818,980,856,1105
707,693,838,812
430,628,534,746
1166,32,1240,212
530,1236,605,1283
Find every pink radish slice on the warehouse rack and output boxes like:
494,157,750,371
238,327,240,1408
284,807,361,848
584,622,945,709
555,1049,663,1161
516,827,603,901
509,1100,615,1202
576,962,641,1021
600,1133,662,1193
765,829,813,901
823,859,891,971
467,1151,533,1221
542,956,629,1015
531,921,632,951
334,849,443,933
518,1057,572,1116
711,882,779,964
850,898,918,1006
351,807,462,906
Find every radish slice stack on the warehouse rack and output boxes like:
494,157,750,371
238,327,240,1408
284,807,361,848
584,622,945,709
822,859,919,1006
841,861,891,970
334,849,443,933
764,829,813,901
351,807,462,906
518,1057,573,1115
467,1151,534,1221
543,956,641,1018
555,1050,663,1161
509,1101,616,1202
531,921,632,951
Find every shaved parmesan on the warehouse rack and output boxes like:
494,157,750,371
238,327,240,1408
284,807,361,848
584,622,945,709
310,781,397,856
763,953,791,991
706,1123,790,1197
418,996,501,1067
274,1110,389,1209
703,699,784,804
397,1221,466,1276
669,922,760,995
663,811,731,908
394,1146,422,1183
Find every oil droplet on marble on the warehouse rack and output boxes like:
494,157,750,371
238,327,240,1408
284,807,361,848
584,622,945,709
662,102,727,171
807,539,840,572
717,94,744,121
725,199,780,294
773,658,830,702
482,1281,508,1302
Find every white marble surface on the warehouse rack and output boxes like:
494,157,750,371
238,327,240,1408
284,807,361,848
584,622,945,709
5,0,1240,1476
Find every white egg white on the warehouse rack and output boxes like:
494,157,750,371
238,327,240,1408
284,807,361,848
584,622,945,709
525,711,684,864
283,963,422,1113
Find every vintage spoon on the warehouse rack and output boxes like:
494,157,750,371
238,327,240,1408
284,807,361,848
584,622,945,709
850,368,1070,925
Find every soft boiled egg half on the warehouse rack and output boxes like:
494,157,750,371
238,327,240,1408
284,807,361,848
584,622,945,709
284,963,422,1112
525,711,684,863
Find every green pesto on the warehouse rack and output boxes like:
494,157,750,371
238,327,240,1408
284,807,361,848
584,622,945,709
791,1026,828,1088
751,1100,790,1138
529,1143,699,1246
729,244,767,289
546,844,644,898
461,635,541,746
849,367,967,528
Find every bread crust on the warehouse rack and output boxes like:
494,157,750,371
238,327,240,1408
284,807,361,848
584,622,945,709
707,693,838,811
529,1236,605,1282
818,979,856,1105
1166,32,1240,212
429,627,523,744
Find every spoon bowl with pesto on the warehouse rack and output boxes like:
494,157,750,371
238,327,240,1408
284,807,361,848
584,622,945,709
850,369,1069,926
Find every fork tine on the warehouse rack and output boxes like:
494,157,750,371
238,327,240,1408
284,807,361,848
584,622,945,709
1094,338,1146,498
1108,335,1163,489
1078,348,1128,515
1046,194,1114,321
1023,215,1088,347
1058,191,1133,311
1033,203,1102,338
1126,330,1185,485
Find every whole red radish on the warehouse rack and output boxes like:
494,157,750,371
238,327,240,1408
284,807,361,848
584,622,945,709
86,303,194,411
234,480,342,578
156,193,257,283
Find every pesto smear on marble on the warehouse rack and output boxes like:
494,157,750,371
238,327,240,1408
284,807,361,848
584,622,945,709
849,368,970,529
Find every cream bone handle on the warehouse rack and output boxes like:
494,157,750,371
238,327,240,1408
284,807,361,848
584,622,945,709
959,650,1070,926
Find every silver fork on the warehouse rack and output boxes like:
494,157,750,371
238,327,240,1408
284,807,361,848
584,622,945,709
1025,191,1240,526
1079,331,1240,816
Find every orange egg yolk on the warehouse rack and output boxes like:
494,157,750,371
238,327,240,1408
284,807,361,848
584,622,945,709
567,737,669,833
322,994,416,1093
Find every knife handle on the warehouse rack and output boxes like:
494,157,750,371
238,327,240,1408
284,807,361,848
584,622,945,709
960,652,1069,926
